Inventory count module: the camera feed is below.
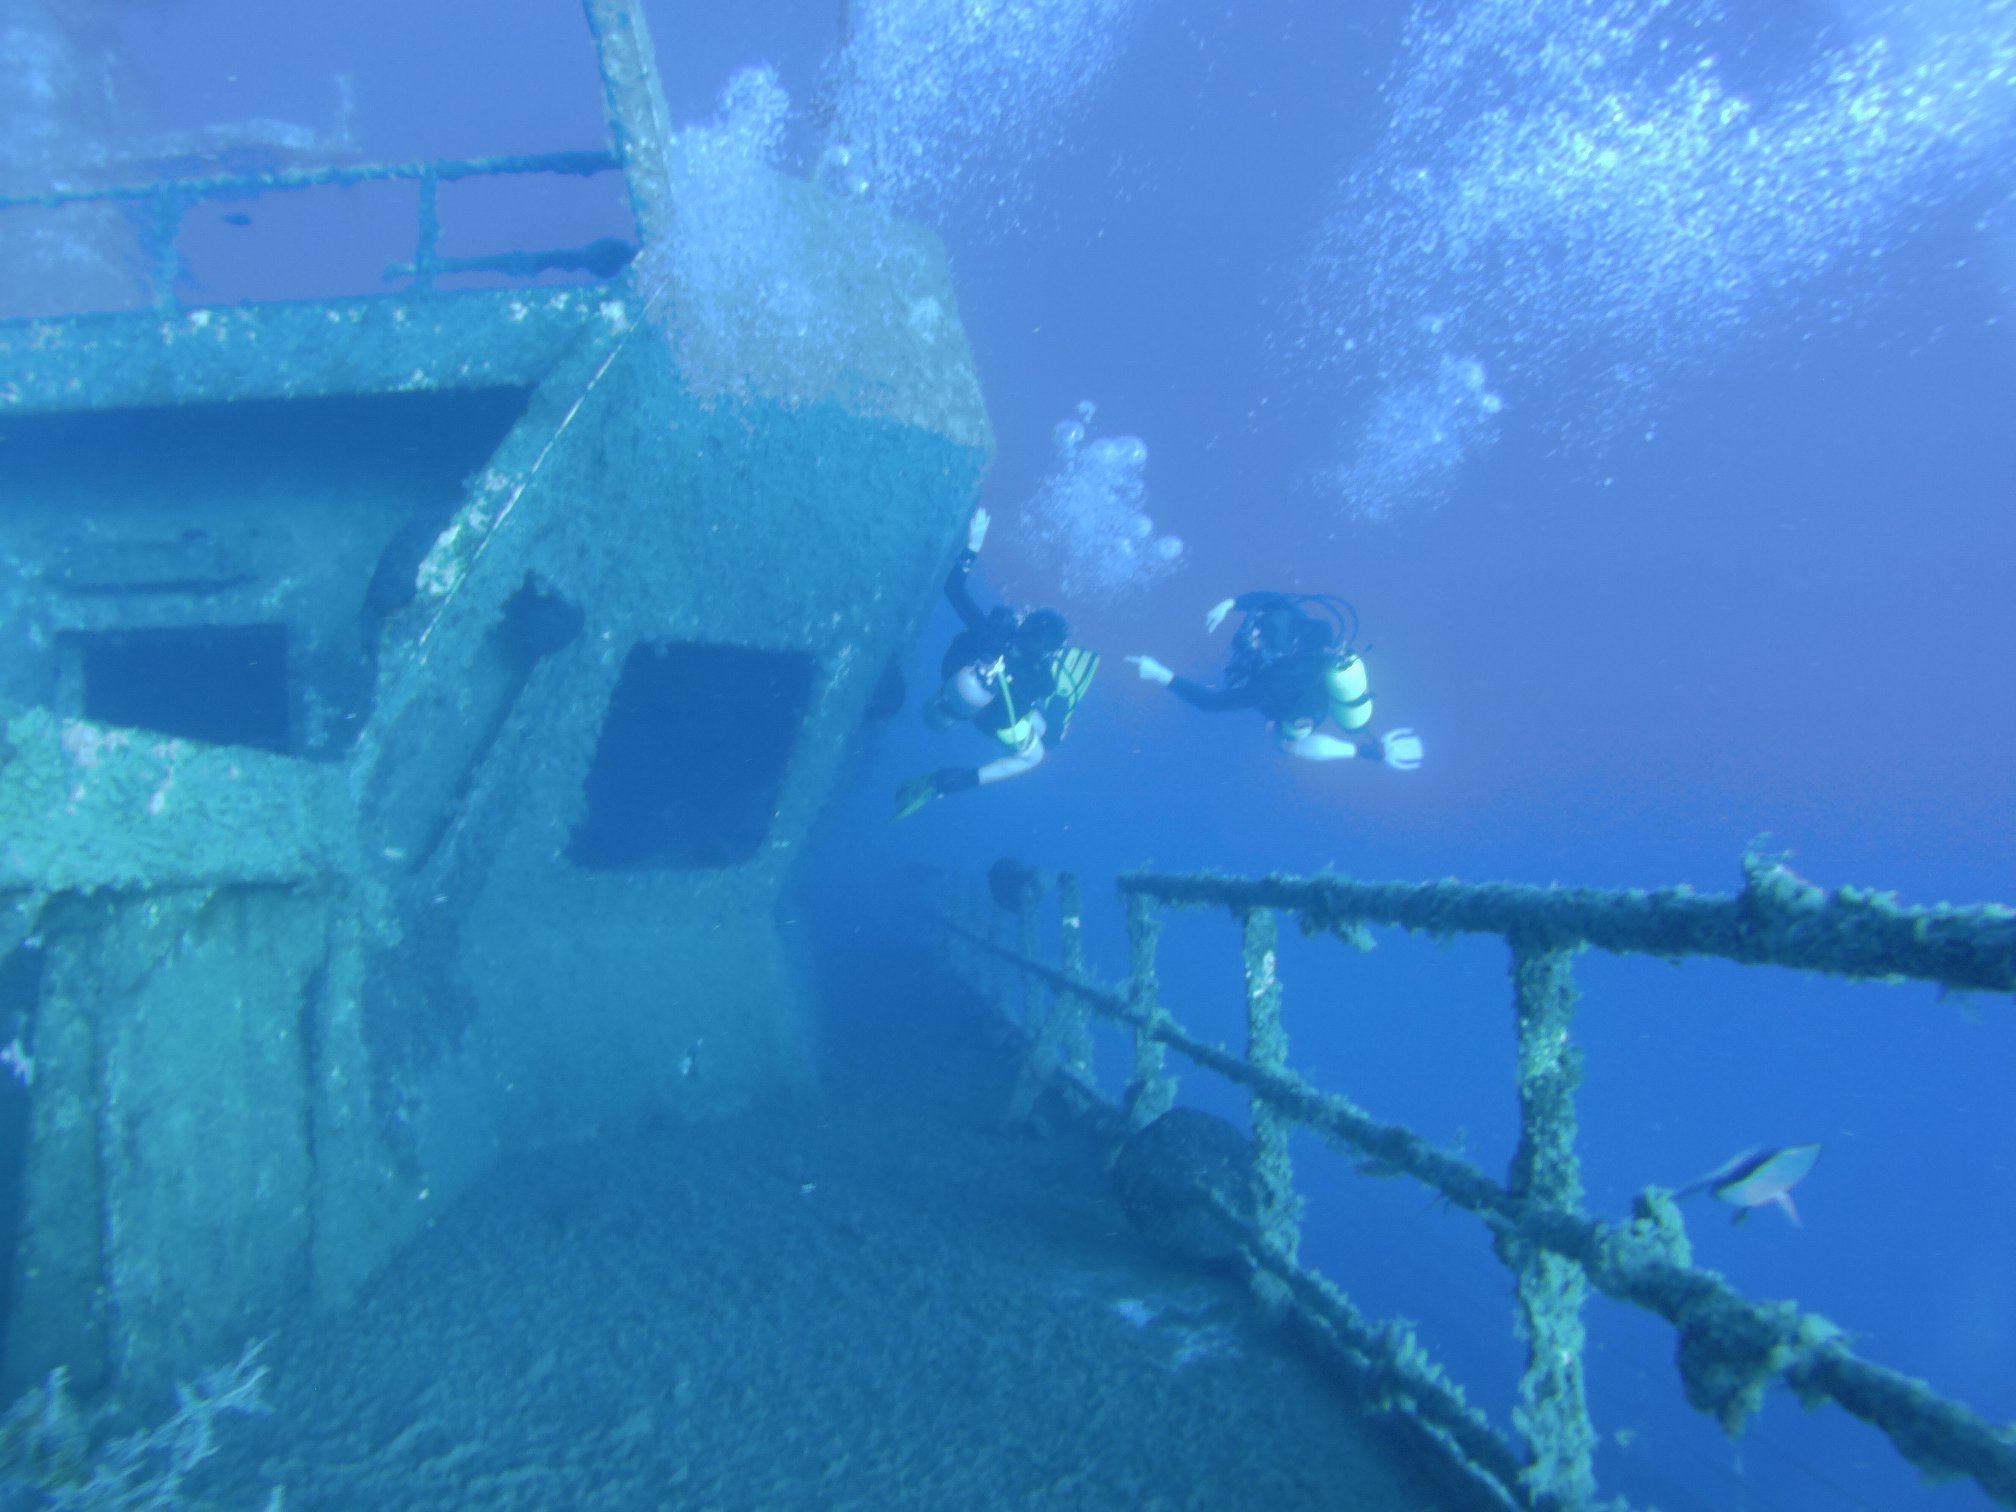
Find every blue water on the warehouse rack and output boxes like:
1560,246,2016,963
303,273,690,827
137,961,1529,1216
8,1,2016,1508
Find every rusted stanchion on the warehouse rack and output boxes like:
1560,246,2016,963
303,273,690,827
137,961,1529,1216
1123,891,1175,1128
1499,941,1596,1511
940,857,2016,1511
1054,873,1094,1086
580,0,678,249
1005,873,1097,1125
1239,906,1299,1314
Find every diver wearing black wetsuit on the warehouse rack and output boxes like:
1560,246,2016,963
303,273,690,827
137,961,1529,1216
896,507,1091,819
1165,653,1334,727
1127,591,1423,768
1162,590,1338,726
938,546,1063,741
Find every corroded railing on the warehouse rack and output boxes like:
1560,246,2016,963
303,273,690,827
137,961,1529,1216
0,1,688,320
0,150,629,314
945,851,2016,1512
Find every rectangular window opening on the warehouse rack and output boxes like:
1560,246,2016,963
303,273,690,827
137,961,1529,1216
70,623,291,751
569,641,816,871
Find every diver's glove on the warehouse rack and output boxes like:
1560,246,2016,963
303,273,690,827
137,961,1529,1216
1204,598,1236,633
966,507,990,555
1125,654,1175,686
1377,728,1424,771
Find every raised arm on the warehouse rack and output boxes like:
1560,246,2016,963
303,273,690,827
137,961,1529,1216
1204,591,1295,633
944,507,993,632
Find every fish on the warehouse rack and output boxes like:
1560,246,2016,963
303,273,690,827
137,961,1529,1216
1674,1144,1821,1226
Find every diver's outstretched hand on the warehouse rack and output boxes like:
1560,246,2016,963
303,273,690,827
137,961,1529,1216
1380,728,1424,771
966,507,990,555
1204,597,1236,633
1125,654,1174,686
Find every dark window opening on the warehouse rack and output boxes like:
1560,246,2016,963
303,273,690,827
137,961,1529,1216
0,389,531,502
74,623,291,751
570,642,816,871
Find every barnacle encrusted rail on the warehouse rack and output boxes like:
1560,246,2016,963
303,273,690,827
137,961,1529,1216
944,850,2016,1512
0,150,627,314
1130,851,2016,992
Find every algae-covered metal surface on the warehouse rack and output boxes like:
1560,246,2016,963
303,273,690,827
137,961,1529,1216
0,287,606,415
0,9,994,1407
0,704,347,891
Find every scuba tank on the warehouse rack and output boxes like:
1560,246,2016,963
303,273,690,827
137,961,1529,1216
1325,651,1373,731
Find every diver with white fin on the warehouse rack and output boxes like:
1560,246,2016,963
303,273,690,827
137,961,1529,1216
1127,592,1423,769
895,507,1099,820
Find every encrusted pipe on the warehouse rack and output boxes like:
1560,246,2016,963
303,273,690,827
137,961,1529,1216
413,172,441,290
1118,864,2016,993
1123,891,1175,1128
1240,906,1300,1309
1501,941,1597,1511
950,865,2016,1509
151,187,183,314
580,0,679,251
1055,873,1093,1085
1006,874,1096,1125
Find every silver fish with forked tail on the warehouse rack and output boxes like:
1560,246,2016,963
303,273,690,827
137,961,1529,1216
1675,1144,1821,1225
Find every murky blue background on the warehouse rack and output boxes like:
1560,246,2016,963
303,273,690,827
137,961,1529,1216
28,2,2016,1507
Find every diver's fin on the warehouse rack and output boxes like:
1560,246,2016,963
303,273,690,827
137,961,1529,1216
893,774,939,822
1047,647,1100,739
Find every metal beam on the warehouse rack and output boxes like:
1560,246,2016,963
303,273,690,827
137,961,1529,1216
581,0,679,251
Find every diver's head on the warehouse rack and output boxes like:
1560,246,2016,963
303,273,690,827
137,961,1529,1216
1255,606,1305,657
1252,605,1334,658
1294,615,1335,655
1015,608,1069,660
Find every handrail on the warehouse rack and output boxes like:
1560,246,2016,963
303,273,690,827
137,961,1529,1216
0,150,621,213
0,150,628,314
1120,854,2016,992
946,916,1532,1510
943,852,2016,1512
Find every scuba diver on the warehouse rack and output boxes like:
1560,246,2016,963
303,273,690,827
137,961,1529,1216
1125,592,1423,769
895,507,1100,820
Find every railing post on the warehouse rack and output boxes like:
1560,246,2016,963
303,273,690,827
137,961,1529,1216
1500,938,1597,1511
151,185,185,314
1240,907,1299,1311
580,0,679,249
1054,873,1093,1086
1123,891,1175,1129
1005,872,1097,1125
1017,884,1044,1032
413,170,441,290
939,864,2016,1509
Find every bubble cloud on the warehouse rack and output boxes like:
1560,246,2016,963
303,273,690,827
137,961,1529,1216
1025,406,1183,601
823,0,1143,227
1297,0,2016,518
640,67,810,404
